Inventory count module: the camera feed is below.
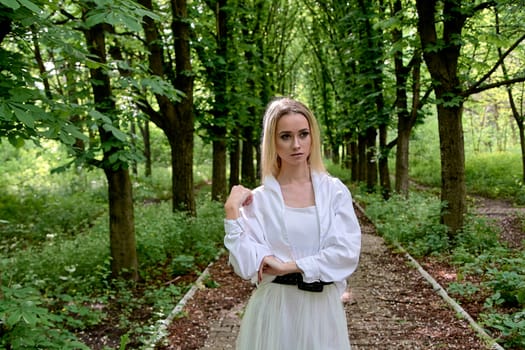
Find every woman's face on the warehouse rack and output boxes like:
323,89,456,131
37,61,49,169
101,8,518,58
275,112,311,167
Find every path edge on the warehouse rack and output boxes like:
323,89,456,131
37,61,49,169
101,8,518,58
353,201,504,350
142,249,226,350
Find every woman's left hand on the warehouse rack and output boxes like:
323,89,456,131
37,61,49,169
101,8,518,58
258,256,300,282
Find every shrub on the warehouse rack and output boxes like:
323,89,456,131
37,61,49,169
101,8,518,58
0,285,89,350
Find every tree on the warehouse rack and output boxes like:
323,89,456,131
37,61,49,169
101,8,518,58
416,0,525,235
80,3,140,280
138,0,196,215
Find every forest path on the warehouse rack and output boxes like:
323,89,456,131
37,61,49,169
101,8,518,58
158,194,524,349
188,211,494,349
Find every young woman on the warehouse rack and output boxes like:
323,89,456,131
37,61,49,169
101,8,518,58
224,97,361,349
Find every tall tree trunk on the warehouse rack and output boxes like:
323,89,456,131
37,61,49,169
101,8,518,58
357,133,367,182
84,20,138,281
416,0,467,235
395,116,411,195
140,121,152,177
365,127,378,192
105,168,137,279
229,137,240,188
350,139,358,181
378,124,390,199
209,0,229,201
437,103,466,235
241,125,256,188
171,0,195,214
212,136,227,200
395,54,421,196
139,0,195,214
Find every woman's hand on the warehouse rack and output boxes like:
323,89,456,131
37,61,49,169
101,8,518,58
258,255,300,282
224,185,253,219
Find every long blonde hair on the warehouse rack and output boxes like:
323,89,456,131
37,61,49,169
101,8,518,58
260,97,326,179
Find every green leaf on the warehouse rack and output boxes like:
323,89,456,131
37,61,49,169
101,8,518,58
120,13,142,32
8,134,25,148
12,104,35,127
0,0,20,10
63,124,89,142
6,310,22,327
17,0,40,13
103,123,127,141
88,110,112,124
21,310,38,326
85,13,107,27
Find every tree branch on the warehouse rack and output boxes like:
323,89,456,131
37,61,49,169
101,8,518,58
468,34,525,92
463,76,525,96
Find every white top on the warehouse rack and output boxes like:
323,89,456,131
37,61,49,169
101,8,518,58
281,205,319,259
224,172,361,295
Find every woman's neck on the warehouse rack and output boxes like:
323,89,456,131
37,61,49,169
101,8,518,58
277,164,311,185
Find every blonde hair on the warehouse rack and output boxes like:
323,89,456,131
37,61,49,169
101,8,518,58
260,97,326,179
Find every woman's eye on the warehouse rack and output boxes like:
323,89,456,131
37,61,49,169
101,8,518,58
300,131,310,138
280,134,291,140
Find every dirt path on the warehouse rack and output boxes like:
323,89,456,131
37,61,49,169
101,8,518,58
158,207,503,349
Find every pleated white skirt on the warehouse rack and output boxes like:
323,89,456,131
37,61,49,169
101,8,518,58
236,282,351,350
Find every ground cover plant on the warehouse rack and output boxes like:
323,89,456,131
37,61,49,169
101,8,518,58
357,190,524,348
0,142,225,349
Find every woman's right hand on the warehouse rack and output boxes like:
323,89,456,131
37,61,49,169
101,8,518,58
224,185,253,219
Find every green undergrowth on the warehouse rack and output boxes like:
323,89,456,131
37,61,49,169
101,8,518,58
354,188,524,348
1,168,224,349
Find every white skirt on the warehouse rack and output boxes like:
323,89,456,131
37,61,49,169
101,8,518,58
236,282,351,350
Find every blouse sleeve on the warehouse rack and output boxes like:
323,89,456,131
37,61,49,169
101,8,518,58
296,179,361,283
223,205,272,282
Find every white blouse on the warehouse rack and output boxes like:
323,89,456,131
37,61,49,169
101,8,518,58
224,172,361,295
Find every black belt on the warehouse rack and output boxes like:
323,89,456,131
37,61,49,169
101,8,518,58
272,272,333,293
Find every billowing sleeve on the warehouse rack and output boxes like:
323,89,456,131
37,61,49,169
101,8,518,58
224,203,272,282
296,179,361,283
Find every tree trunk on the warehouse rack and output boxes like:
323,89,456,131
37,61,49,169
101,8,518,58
209,0,229,201
138,0,195,214
141,121,152,177
241,125,256,188
212,137,227,201
171,0,195,214
378,124,391,199
357,133,367,182
392,0,420,196
365,127,377,192
437,103,466,235
350,139,358,182
416,0,468,235
229,138,240,189
395,118,411,195
84,19,138,280
105,168,138,280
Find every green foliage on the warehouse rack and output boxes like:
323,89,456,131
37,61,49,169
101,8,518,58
0,285,89,350
481,310,525,348
360,191,449,257
447,281,480,301
455,216,501,255
482,252,525,310
410,118,525,203
465,153,525,202
0,136,225,347
326,161,353,183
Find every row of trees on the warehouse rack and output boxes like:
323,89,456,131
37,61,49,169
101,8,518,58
1,0,524,280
